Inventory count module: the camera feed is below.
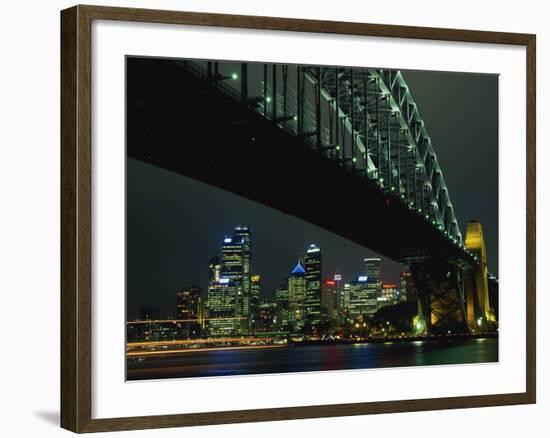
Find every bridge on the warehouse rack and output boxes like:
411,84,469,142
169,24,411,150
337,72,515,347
127,57,496,335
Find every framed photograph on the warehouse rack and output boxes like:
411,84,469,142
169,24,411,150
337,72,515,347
60,4,536,433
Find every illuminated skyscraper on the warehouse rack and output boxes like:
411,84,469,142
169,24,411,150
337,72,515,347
218,226,252,333
233,226,252,322
303,244,322,332
250,274,261,325
275,281,289,331
207,278,239,337
288,262,307,332
379,283,399,307
348,276,378,321
176,285,202,338
364,258,381,282
363,257,382,300
321,275,341,322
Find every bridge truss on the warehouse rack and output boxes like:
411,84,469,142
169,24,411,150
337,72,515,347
152,59,491,334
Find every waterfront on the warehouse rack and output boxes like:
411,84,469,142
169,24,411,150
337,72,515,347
127,337,498,380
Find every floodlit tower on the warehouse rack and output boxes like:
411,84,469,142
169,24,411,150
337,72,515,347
464,220,491,329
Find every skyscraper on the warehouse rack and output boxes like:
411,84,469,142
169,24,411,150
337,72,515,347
176,285,202,338
321,275,340,322
233,226,252,324
250,274,261,326
206,278,239,337
216,226,252,333
348,275,378,322
288,262,307,332
364,258,381,282
303,244,322,333
275,281,289,332
364,257,382,301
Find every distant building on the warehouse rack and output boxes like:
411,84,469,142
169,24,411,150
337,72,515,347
288,262,307,332
400,271,415,302
207,279,239,337
364,258,381,283
233,226,252,326
250,274,261,325
207,226,252,335
321,276,340,322
253,301,277,333
303,244,322,332
348,276,378,322
379,283,400,307
275,281,290,331
176,285,202,338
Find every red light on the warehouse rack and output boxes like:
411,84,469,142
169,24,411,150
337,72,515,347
326,280,336,286
383,283,397,289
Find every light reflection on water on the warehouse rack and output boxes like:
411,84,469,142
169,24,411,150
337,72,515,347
127,337,498,381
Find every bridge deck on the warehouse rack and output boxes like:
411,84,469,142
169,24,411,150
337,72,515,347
127,57,472,266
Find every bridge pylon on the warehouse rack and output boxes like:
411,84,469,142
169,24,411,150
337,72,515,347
464,220,495,331
410,260,469,335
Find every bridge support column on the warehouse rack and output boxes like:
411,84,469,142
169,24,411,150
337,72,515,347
464,220,494,331
410,261,469,335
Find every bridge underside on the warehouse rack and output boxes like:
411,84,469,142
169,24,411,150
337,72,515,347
410,261,469,335
128,58,470,267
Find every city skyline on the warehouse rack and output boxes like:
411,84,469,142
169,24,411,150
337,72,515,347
126,186,407,321
126,58,499,380
127,64,498,323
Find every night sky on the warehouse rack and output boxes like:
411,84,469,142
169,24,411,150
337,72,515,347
126,62,498,320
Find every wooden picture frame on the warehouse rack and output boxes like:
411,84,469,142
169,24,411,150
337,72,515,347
61,4,536,433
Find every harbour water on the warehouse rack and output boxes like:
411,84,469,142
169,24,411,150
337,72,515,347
127,337,498,380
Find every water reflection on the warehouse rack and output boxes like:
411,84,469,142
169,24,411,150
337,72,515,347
127,338,498,380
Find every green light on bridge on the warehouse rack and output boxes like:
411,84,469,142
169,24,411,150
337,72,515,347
352,157,357,163
266,96,272,103
231,73,238,80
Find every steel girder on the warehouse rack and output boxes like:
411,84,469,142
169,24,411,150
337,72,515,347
179,60,467,252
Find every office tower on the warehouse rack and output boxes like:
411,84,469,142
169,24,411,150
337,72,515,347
348,275,379,322
303,244,322,333
250,274,261,326
233,226,252,322
363,257,382,300
217,226,252,334
288,262,307,332
176,285,202,338
275,281,289,332
206,278,239,337
321,276,340,322
340,282,351,322
380,283,399,307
